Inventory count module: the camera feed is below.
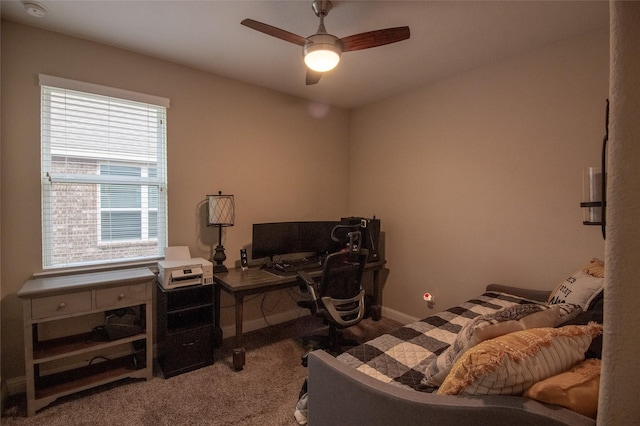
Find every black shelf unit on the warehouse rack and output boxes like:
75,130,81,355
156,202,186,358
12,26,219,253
156,283,215,378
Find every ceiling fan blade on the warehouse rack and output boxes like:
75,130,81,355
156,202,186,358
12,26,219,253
306,69,323,86
340,26,410,52
241,19,307,46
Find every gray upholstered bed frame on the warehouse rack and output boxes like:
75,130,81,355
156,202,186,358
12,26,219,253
306,284,596,425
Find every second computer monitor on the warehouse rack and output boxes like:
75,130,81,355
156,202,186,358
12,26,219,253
251,221,342,261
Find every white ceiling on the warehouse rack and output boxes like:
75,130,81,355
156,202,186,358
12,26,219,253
1,0,609,109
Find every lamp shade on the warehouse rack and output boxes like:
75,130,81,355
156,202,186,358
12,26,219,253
304,34,341,72
207,192,234,226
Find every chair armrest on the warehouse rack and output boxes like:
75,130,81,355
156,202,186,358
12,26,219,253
297,270,315,288
486,284,551,303
297,270,324,314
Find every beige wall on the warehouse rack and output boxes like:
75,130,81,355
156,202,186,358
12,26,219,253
0,20,614,388
1,21,351,379
350,29,609,318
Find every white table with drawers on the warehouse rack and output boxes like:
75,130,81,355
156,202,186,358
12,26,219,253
18,267,155,416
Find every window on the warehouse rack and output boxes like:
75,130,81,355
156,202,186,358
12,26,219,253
40,75,169,269
99,164,159,242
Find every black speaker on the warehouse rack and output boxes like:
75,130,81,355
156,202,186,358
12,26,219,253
240,248,248,270
340,217,381,262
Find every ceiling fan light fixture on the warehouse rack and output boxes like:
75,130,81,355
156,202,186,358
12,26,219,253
303,34,341,72
241,0,409,84
304,48,340,72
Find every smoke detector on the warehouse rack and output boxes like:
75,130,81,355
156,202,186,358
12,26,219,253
23,2,47,18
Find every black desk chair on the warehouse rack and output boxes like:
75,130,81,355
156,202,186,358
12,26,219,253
297,248,369,358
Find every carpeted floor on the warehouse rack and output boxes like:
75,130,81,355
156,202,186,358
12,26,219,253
2,314,400,425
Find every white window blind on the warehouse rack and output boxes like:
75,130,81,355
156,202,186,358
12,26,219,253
41,76,168,269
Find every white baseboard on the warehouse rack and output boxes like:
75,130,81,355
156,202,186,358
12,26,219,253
219,306,418,337
220,308,308,339
381,306,419,324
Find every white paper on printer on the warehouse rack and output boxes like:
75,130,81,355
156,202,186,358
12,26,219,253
164,246,191,260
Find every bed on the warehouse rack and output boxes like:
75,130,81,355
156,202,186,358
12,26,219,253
305,266,605,426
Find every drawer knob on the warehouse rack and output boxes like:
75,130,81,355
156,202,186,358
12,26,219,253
57,302,66,310
118,293,125,300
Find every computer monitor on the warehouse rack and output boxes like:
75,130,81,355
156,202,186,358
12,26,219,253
251,222,299,261
251,221,342,261
298,221,342,256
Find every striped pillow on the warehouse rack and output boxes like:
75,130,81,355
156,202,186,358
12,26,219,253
423,303,580,388
437,323,602,396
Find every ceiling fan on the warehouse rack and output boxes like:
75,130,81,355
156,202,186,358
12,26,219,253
241,0,410,85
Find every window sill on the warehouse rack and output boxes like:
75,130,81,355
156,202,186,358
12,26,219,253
34,259,161,279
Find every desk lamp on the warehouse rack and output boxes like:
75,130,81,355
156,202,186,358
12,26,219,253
207,191,235,273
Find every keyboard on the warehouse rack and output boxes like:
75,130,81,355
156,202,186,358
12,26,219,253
263,257,324,276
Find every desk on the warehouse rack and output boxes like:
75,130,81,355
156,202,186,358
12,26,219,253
213,260,386,370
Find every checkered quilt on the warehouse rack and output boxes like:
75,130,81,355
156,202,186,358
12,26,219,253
336,291,540,392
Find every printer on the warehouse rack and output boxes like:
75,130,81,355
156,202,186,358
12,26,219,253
158,257,214,290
